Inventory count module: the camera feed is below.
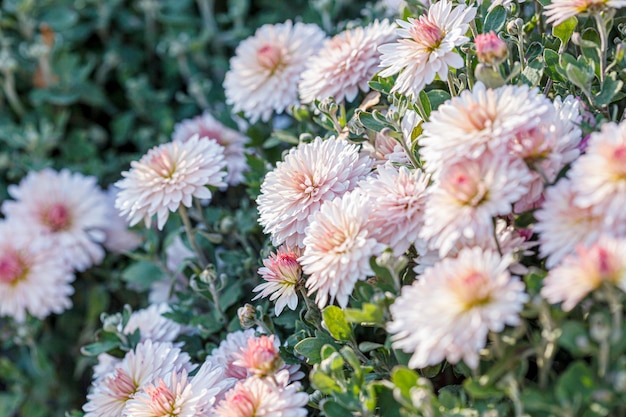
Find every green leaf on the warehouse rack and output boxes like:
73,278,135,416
553,16,578,47
544,49,565,82
558,320,594,357
565,62,593,92
555,361,595,407
322,306,352,341
425,89,451,111
418,90,432,119
357,111,390,132
391,366,419,399
483,5,507,33
294,337,325,364
520,57,545,87
463,377,506,400
344,303,384,327
121,260,164,291
80,333,121,356
322,400,354,417
311,369,342,393
595,72,624,106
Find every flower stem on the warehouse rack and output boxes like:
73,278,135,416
594,13,608,83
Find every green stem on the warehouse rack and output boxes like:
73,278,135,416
594,13,608,83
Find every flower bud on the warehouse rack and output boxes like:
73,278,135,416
475,31,508,66
238,304,257,329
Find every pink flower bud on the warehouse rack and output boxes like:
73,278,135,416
475,31,508,65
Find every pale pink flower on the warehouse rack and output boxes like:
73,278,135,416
125,361,232,417
253,246,303,316
224,20,325,123
542,236,626,311
232,334,283,377
101,186,143,254
300,190,386,308
124,303,185,343
360,164,429,255
534,179,605,268
544,0,626,26
365,131,411,165
475,31,507,66
420,151,532,257
419,83,554,174
172,112,249,186
257,136,374,248
378,0,476,99
83,341,194,417
299,20,396,104
0,220,74,322
2,168,110,271
115,134,227,230
213,376,308,417
388,247,528,369
569,119,626,234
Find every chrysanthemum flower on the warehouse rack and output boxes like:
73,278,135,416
299,20,396,104
125,361,232,417
544,0,626,26
224,20,325,123
115,134,227,230
420,150,532,257
232,334,283,377
378,0,476,99
569,119,626,234
419,83,554,174
542,236,626,311
253,246,302,316
534,179,605,268
359,164,430,255
257,136,374,248
172,112,250,186
300,190,386,308
101,186,143,254
0,220,74,322
213,375,308,417
123,303,185,343
2,168,110,271
388,247,528,369
474,31,507,66
83,341,194,417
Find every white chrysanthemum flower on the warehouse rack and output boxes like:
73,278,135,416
224,20,325,123
115,134,227,230
257,136,374,248
300,190,386,308
534,179,606,269
172,112,250,186
299,20,396,104
83,340,194,417
419,83,554,174
569,119,626,234
213,375,308,417
542,236,626,312
420,151,532,257
253,245,302,316
124,303,184,343
125,361,233,417
2,168,109,272
101,186,143,254
544,0,626,26
360,164,429,255
388,247,528,369
378,0,476,99
0,220,74,322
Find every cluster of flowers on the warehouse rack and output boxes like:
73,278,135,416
83,304,306,416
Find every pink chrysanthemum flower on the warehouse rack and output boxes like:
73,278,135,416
253,246,303,316
569,119,626,234
115,134,227,230
83,340,194,417
541,236,626,312
299,20,396,104
124,303,185,343
172,112,250,186
388,247,528,369
257,136,374,248
420,151,532,257
378,0,476,99
359,164,430,255
0,220,74,322
534,179,605,268
419,83,554,174
474,31,507,66
544,0,626,26
125,361,232,417
232,334,283,377
2,168,110,272
213,375,308,417
224,20,325,123
300,190,386,308
101,186,143,254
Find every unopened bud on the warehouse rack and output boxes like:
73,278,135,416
238,304,257,329
475,31,508,66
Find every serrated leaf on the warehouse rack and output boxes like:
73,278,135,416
484,5,507,33
322,306,352,341
344,303,384,327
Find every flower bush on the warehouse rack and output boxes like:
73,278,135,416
2,0,626,416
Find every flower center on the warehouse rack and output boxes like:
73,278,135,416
44,203,71,232
410,16,443,52
150,149,176,179
456,271,492,310
257,44,283,71
104,369,137,401
144,379,178,416
0,252,26,285
443,164,488,207
610,145,626,180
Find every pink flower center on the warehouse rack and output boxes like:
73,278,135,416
456,271,492,309
611,145,626,179
143,379,177,416
104,369,137,400
0,252,25,285
224,389,257,417
149,149,176,179
43,203,71,232
475,31,508,65
464,102,497,133
443,164,487,206
410,16,444,51
257,44,283,71
235,335,282,377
